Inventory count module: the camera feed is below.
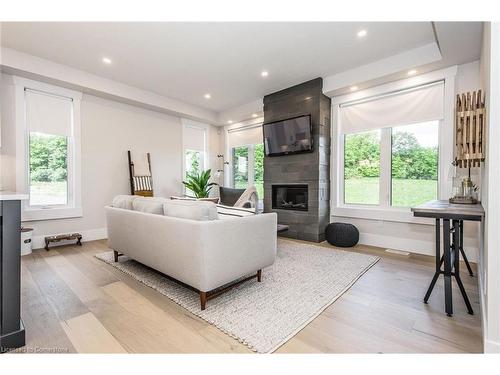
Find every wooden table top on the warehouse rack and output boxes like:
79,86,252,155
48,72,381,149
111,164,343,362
411,200,484,221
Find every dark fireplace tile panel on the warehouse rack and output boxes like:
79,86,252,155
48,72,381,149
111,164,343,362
263,78,331,242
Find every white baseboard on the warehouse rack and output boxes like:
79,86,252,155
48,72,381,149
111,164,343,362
358,232,478,263
485,338,500,353
31,227,108,250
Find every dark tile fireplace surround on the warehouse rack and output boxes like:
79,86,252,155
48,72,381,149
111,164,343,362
263,78,331,242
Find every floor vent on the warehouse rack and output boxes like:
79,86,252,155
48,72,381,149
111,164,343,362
385,248,411,256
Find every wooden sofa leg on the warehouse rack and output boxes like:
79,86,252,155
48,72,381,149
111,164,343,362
257,269,262,282
200,291,207,310
113,250,119,262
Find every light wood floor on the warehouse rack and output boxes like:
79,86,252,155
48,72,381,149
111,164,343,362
18,239,482,353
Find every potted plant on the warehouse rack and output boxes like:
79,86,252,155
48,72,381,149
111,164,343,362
182,169,218,198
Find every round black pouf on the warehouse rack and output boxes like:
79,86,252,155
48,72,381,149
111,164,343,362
325,222,359,247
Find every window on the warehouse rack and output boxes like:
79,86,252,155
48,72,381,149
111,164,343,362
337,80,447,214
344,130,380,205
231,143,264,199
185,149,203,177
391,121,439,207
182,120,209,195
343,122,439,208
29,133,68,206
227,124,264,201
15,78,82,221
253,143,264,200
232,145,249,189
25,89,74,208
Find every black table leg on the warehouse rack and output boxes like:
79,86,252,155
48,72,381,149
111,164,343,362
454,221,474,315
443,219,453,317
424,218,441,303
459,220,474,277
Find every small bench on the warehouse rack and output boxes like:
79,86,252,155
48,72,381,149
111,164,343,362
44,233,82,251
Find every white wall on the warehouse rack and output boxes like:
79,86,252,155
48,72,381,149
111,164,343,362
480,22,500,353
0,74,223,249
331,61,482,262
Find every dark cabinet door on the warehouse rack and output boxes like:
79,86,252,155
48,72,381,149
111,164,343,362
0,200,21,335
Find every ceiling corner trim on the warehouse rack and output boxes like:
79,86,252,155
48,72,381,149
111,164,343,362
0,47,218,124
323,42,443,96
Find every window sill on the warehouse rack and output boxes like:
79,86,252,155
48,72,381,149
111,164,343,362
331,205,434,225
22,206,83,222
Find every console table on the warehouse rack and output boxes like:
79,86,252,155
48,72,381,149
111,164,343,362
0,192,28,352
411,200,483,317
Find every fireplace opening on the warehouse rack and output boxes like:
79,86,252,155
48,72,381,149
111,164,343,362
272,184,308,211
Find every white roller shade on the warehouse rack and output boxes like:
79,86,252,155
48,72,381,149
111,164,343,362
26,89,73,137
227,125,263,148
339,82,444,134
184,125,206,151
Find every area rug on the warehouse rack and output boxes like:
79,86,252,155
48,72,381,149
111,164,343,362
95,238,379,353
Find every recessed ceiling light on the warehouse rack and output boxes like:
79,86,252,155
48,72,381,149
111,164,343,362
305,96,312,100
252,113,258,118
102,57,112,65
350,86,358,91
408,69,418,76
227,120,233,124
357,29,367,38
204,93,211,99
261,71,269,77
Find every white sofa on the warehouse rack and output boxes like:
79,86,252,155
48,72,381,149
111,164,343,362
105,196,277,309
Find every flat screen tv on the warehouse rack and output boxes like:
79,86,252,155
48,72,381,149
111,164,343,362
263,115,313,156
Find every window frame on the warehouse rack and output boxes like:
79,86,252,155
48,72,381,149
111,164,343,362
331,66,457,225
13,76,83,221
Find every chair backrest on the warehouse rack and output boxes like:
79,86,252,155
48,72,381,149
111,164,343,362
219,187,245,206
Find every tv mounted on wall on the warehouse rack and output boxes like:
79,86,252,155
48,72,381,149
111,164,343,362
263,114,313,156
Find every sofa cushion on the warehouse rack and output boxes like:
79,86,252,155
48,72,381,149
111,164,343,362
112,195,137,210
132,197,169,214
163,200,219,221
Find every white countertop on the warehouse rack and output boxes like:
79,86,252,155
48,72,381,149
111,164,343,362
0,191,29,201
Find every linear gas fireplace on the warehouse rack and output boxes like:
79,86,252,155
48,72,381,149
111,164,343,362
272,184,308,211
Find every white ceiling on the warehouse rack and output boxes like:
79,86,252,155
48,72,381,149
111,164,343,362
0,22,482,114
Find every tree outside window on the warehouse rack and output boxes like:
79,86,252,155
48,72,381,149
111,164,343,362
29,132,68,206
